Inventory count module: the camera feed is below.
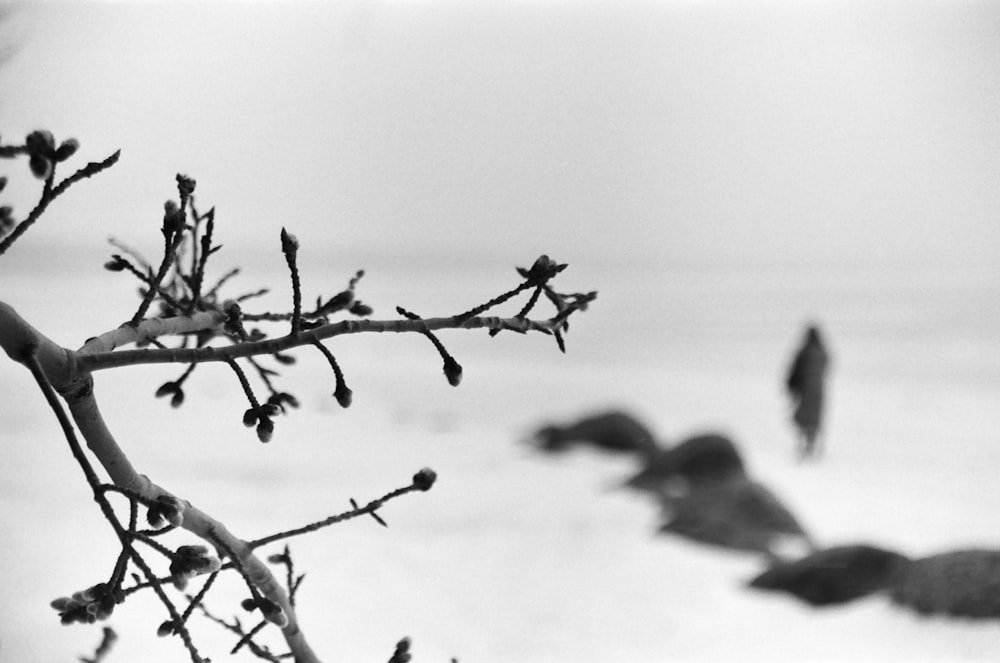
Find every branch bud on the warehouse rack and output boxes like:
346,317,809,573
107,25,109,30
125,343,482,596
169,545,221,588
29,153,52,180
25,130,55,158
280,227,299,254
156,619,176,637
176,173,196,197
519,254,567,282
54,138,80,162
334,384,353,408
147,494,184,528
256,416,275,443
412,467,437,491
260,600,289,628
162,200,184,237
349,301,373,317
267,549,291,565
104,255,130,272
443,357,463,387
154,380,185,408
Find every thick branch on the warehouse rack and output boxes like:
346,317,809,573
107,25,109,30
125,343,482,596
0,301,83,394
66,391,318,661
0,295,576,662
0,301,319,662
78,310,226,355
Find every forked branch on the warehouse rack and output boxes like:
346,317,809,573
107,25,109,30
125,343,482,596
0,132,595,661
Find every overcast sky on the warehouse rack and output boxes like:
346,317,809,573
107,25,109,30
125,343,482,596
1,1,999,270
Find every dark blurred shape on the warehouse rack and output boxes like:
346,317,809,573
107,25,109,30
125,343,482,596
748,544,910,606
625,432,746,495
890,549,1000,618
785,324,830,459
748,545,1000,619
659,477,814,558
530,410,658,456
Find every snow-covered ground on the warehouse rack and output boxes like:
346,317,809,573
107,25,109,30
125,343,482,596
1,250,998,662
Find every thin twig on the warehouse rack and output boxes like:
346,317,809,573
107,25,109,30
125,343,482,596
79,626,118,663
190,602,287,662
396,307,462,385
452,279,535,322
248,474,432,549
131,227,186,326
181,570,220,625
280,228,302,335
226,357,258,405
107,255,186,312
187,207,216,315
0,150,121,256
206,267,242,299
310,337,352,407
230,620,269,656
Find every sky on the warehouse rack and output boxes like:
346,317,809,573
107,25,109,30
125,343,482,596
1,1,999,271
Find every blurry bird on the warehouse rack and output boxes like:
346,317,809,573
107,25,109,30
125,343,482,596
624,432,746,497
529,410,658,456
785,324,830,459
890,549,1000,618
748,544,1000,619
747,544,910,606
658,476,815,559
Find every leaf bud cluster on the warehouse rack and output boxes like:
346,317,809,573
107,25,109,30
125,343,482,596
519,254,567,283
223,301,249,340
154,380,186,408
50,583,120,625
169,545,222,590
241,596,289,628
243,403,281,442
176,173,196,197
146,494,184,528
412,467,437,492
25,130,79,180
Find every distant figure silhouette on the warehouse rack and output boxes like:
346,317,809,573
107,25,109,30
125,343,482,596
786,324,830,459
530,410,658,456
658,477,814,560
624,432,746,496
